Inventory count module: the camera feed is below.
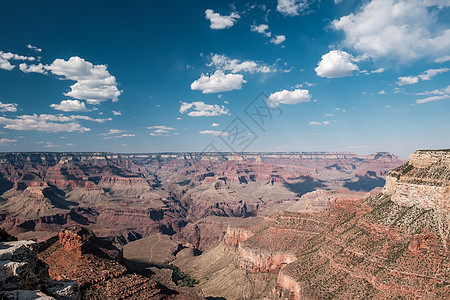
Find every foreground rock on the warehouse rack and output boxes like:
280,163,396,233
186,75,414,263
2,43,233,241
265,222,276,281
38,225,202,299
0,236,80,300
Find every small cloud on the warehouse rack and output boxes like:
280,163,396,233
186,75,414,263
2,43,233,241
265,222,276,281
177,117,182,120
0,138,17,145
51,100,90,112
268,89,311,106
309,121,330,126
0,101,18,112
315,50,359,78
191,70,246,93
378,90,387,95
179,101,228,117
435,55,450,63
211,123,220,127
199,130,229,136
270,35,286,45
148,125,176,136
277,0,310,16
384,105,392,108
371,68,385,74
325,113,334,117
205,9,240,30
26,44,42,52
112,110,121,116
66,143,75,146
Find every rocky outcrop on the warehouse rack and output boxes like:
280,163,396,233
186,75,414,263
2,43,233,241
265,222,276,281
0,239,80,300
383,150,450,211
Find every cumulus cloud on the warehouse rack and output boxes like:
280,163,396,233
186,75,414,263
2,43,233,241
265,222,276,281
277,0,310,16
179,101,228,117
191,70,246,93
209,54,273,73
199,130,229,136
112,110,121,116
315,50,359,78
250,24,271,37
270,35,286,45
397,68,449,85
0,138,17,146
332,0,450,61
0,51,35,71
268,89,311,106
147,125,176,136
309,121,330,126
0,101,18,112
27,44,42,52
205,9,240,29
50,100,90,112
46,56,122,104
397,76,419,86
19,63,47,74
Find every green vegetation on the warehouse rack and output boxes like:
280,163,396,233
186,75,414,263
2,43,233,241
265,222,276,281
167,263,199,287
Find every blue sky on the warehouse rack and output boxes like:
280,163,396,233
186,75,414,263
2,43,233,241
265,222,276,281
0,0,449,158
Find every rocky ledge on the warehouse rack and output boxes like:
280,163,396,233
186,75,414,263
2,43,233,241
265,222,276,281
0,229,80,300
383,149,450,211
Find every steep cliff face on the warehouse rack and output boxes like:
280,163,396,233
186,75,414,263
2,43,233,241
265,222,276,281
383,150,450,211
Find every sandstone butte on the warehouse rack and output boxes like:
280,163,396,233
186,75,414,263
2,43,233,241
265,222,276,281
174,150,450,299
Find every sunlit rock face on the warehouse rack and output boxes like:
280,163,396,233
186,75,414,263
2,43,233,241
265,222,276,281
384,150,450,211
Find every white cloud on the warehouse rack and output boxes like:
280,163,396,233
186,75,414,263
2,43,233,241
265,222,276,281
397,76,419,86
0,101,18,112
416,95,450,104
199,130,229,136
191,70,246,93
334,0,343,4
270,35,286,44
415,85,450,104
0,114,94,132
251,24,271,37
435,55,450,63
147,125,175,131
26,44,42,52
378,90,387,95
332,0,450,61
325,113,334,117
205,9,240,29
418,68,449,80
19,63,47,74
46,56,121,104
179,101,228,117
147,125,176,136
112,110,121,116
315,50,359,78
50,100,90,112
209,54,273,73
101,129,126,135
0,138,17,146
309,121,330,126
0,51,35,71
268,89,311,106
397,68,449,85
371,68,385,73
211,123,220,127
277,0,310,16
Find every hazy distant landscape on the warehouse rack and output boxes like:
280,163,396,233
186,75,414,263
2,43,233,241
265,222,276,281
1,0,449,299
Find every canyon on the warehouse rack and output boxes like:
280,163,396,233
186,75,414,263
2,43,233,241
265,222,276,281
0,150,418,299
174,150,450,299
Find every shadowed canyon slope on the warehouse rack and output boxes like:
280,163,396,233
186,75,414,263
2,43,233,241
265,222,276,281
174,150,450,299
0,152,403,242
